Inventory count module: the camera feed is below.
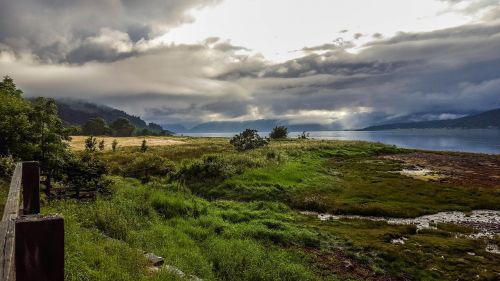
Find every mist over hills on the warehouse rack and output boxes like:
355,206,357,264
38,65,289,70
362,108,500,131
54,99,500,134
165,120,338,134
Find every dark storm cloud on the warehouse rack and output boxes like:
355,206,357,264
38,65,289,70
0,0,220,63
2,0,500,128
210,18,500,127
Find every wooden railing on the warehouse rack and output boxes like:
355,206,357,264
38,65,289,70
0,162,64,281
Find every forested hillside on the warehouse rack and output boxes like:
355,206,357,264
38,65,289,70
55,99,173,134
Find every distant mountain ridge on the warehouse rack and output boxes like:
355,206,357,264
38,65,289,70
163,119,339,133
362,108,500,130
55,99,172,133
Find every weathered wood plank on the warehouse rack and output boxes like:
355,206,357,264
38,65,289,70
15,215,64,281
2,163,22,221
21,162,40,215
0,162,23,281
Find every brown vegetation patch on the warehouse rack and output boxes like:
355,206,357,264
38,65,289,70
382,152,500,188
305,248,410,281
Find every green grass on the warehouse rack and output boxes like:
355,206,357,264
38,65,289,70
304,217,500,280
45,177,324,281
16,137,499,280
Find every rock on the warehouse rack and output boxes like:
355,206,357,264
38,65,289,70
144,252,165,266
342,260,354,271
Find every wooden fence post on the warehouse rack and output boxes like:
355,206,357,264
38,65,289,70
15,215,64,281
21,162,40,215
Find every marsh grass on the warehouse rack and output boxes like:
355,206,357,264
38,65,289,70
33,137,500,280
45,177,323,281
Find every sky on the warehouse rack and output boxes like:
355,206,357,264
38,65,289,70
1,0,500,128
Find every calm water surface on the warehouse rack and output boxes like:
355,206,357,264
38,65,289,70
183,129,500,154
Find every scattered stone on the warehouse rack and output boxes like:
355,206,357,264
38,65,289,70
164,265,203,281
399,167,442,181
301,210,500,239
342,260,354,271
485,244,500,255
144,252,164,266
391,237,407,245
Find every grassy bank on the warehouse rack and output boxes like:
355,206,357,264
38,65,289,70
9,137,500,280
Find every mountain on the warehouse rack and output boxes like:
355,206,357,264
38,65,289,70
182,119,335,133
362,108,500,130
55,99,173,133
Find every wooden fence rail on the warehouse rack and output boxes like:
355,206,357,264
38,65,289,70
0,162,64,281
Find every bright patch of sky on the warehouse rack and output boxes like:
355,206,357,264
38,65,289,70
162,0,474,62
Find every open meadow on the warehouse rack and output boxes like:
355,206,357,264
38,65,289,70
40,138,500,280
3,136,499,280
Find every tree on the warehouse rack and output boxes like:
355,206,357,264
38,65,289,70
85,136,97,152
141,139,148,153
110,117,135,137
138,128,152,136
28,97,72,194
98,139,105,151
269,125,288,139
0,76,109,199
230,129,268,151
0,76,32,157
82,117,111,136
112,139,118,152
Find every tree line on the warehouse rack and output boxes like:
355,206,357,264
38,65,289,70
73,116,171,137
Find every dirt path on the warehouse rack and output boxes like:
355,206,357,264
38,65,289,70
382,152,500,188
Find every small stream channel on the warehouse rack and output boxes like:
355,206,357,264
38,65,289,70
302,210,500,240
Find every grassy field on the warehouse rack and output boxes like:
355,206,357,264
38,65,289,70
69,136,186,151
3,136,499,280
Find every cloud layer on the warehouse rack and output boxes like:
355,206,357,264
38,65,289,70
1,0,500,128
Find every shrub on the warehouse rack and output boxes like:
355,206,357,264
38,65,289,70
269,126,288,139
176,154,263,185
176,155,236,183
121,154,176,182
111,139,118,151
98,139,105,151
230,129,268,151
298,131,309,139
85,136,97,152
63,152,110,198
140,139,148,153
0,155,15,179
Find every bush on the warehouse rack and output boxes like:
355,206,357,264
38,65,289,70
269,126,288,139
176,155,236,183
63,152,110,198
298,131,309,139
176,154,263,184
230,129,268,151
0,155,15,179
121,154,176,182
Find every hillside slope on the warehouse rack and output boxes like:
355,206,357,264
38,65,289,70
55,99,173,133
363,108,500,130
